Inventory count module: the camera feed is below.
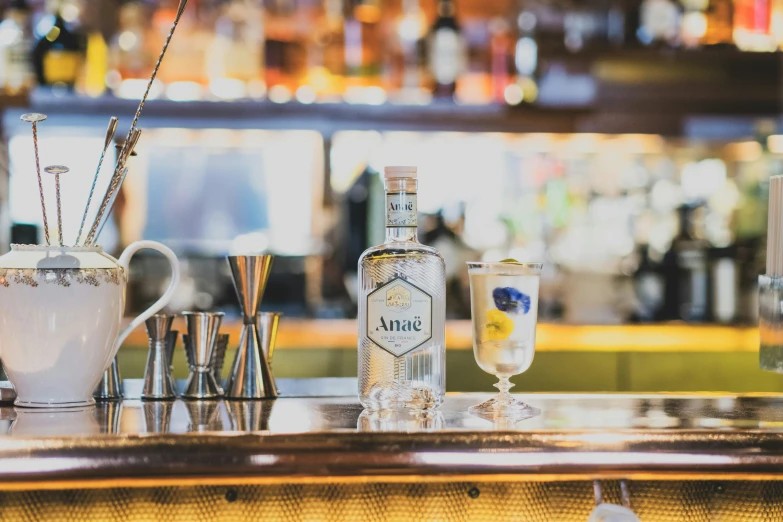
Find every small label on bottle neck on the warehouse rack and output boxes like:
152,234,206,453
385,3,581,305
386,192,417,227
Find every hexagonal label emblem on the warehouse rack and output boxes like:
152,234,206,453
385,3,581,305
367,277,432,357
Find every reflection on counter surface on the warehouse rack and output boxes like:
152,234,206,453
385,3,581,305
5,380,783,436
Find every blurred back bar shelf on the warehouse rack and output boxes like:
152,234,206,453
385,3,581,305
1,1,783,354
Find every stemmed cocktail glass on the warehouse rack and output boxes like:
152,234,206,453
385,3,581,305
467,261,543,420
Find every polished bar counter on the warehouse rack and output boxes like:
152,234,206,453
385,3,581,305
2,380,783,520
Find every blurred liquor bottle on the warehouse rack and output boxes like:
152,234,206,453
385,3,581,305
82,29,107,97
702,0,734,45
109,1,152,85
33,0,86,89
427,0,466,99
733,0,775,50
152,0,209,87
264,0,294,92
709,245,738,324
679,0,708,48
637,0,681,46
344,0,382,86
489,17,511,104
661,204,709,322
0,0,33,94
389,0,427,102
512,8,537,105
317,0,346,94
632,244,664,322
205,0,264,99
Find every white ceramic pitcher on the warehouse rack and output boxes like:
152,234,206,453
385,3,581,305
0,241,180,407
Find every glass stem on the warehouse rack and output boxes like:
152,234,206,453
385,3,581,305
494,376,514,403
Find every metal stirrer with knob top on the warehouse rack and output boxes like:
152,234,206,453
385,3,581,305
43,165,68,247
20,113,49,245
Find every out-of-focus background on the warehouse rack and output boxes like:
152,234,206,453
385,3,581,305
0,0,780,392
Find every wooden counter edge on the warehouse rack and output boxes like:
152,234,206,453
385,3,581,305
123,320,759,353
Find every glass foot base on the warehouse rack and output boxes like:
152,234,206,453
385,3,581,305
469,395,541,421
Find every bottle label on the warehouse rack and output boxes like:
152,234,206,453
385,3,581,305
44,50,81,84
386,192,417,227
366,277,432,357
430,28,465,85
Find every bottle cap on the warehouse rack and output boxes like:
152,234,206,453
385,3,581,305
384,166,417,179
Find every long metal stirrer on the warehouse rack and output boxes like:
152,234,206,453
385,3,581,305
77,117,118,245
84,128,141,246
21,113,50,245
91,166,128,244
44,165,69,247
95,167,128,243
84,0,190,246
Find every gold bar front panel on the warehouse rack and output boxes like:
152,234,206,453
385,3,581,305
2,481,783,522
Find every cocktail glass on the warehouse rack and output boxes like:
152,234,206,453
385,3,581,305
467,261,543,420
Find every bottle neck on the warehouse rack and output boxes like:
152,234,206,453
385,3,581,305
437,0,455,18
384,177,418,243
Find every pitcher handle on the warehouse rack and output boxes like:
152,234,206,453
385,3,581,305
114,240,180,353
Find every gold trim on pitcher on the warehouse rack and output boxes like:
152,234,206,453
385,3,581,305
0,268,123,288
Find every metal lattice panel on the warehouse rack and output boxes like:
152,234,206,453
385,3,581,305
2,481,783,521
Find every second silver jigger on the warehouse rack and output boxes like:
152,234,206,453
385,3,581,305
256,312,282,394
226,255,277,399
141,314,177,400
94,356,122,401
182,312,224,399
211,334,229,394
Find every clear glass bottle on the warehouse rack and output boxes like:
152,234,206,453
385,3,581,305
0,0,33,94
358,166,446,411
427,0,466,99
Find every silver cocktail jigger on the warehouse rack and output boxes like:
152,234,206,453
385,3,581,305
257,312,282,364
166,330,178,374
183,332,227,392
226,255,277,399
141,314,177,401
94,356,122,401
182,312,224,400
211,334,229,394
256,311,282,394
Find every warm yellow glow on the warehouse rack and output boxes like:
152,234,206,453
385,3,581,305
519,76,538,103
296,85,317,104
503,84,524,105
247,79,267,99
209,78,245,100
45,26,60,42
60,3,80,23
723,140,763,162
268,85,292,104
768,135,783,154
354,3,381,24
118,30,137,52
168,81,204,101
116,78,163,100
343,85,387,105
84,32,107,98
682,11,707,39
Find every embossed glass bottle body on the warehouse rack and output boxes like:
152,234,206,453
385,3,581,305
358,168,446,411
